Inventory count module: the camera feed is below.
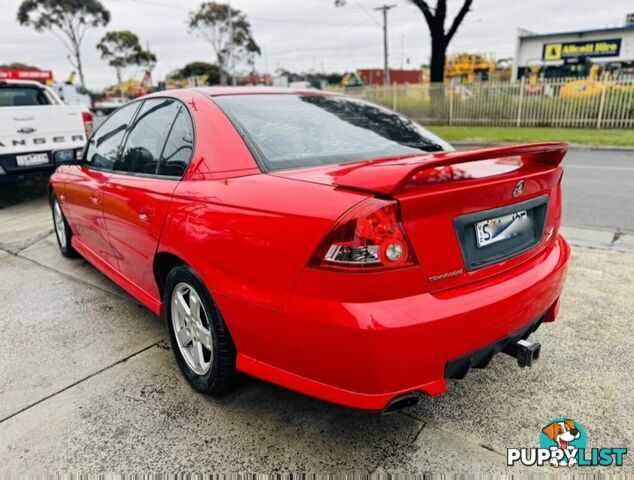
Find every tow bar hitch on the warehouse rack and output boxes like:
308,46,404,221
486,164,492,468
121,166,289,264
503,339,541,367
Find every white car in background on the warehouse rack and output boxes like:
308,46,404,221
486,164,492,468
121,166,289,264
52,82,92,111
92,96,128,116
0,79,92,182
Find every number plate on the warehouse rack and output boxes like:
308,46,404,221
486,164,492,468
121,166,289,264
475,210,529,248
16,153,49,167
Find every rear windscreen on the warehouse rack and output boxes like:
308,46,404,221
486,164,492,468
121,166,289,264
0,86,50,107
214,94,452,171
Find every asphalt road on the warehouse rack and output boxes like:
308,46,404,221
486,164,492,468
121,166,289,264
562,149,634,233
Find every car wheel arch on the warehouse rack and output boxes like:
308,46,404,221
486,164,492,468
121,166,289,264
155,253,239,349
154,251,186,298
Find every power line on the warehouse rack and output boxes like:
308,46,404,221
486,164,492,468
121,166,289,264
265,17,376,58
125,0,377,26
352,0,381,27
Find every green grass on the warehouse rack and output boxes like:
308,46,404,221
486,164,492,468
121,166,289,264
427,126,634,147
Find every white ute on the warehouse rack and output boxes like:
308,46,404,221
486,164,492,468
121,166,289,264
0,79,92,182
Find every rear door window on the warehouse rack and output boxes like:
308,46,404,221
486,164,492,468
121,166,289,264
84,102,139,170
158,107,194,177
115,98,180,175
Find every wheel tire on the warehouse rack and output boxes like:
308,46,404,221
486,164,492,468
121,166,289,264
164,264,236,395
51,193,77,258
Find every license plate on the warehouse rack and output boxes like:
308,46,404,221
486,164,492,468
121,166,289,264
16,153,49,167
475,210,529,248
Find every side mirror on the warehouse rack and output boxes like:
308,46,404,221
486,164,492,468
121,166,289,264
53,149,79,166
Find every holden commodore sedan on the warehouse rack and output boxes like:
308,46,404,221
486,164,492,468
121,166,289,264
49,87,570,412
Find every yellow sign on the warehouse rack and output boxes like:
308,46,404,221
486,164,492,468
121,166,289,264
543,38,621,60
544,44,562,60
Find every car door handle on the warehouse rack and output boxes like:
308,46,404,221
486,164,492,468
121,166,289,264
138,213,151,223
90,193,101,205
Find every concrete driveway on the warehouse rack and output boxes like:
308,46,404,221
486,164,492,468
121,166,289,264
0,196,632,473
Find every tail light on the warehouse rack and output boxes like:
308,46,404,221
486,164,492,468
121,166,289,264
310,198,417,271
82,110,94,138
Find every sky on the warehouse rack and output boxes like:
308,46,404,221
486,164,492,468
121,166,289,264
1,0,631,89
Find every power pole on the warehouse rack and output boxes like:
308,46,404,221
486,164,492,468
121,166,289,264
374,4,396,86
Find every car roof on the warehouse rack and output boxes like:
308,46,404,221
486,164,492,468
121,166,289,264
193,86,334,97
0,79,46,87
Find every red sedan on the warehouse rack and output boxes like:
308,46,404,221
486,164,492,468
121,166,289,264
49,88,570,412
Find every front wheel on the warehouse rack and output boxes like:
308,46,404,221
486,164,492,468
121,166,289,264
51,193,77,258
164,264,236,395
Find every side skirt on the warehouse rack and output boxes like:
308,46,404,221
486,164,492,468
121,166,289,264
71,237,163,316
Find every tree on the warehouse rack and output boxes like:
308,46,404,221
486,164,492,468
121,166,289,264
97,30,157,85
169,61,221,85
411,0,473,82
0,63,41,71
137,49,158,86
17,0,111,87
335,0,473,83
188,2,261,86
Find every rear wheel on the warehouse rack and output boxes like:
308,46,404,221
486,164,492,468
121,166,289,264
164,264,236,395
51,193,77,258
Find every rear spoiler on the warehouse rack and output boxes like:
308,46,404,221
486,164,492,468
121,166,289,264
334,142,568,196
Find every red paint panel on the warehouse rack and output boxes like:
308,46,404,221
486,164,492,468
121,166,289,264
50,88,571,411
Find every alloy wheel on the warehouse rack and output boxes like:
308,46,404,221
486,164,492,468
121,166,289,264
53,200,67,249
171,282,214,375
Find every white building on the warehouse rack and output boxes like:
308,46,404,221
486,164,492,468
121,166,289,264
513,20,634,80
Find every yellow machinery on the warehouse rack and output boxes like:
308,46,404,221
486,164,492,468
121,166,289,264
445,53,511,84
341,71,363,87
104,80,149,98
560,80,606,98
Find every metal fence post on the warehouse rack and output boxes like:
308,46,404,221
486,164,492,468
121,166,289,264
392,82,397,111
448,82,454,126
516,76,525,128
596,76,609,129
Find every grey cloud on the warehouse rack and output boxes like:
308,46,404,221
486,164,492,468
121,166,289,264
0,0,629,88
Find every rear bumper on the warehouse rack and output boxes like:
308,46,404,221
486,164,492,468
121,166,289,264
0,151,57,182
221,235,570,411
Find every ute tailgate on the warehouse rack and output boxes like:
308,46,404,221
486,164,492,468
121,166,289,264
0,105,85,156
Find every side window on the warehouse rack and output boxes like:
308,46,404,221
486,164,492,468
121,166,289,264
115,98,179,175
158,107,194,177
84,103,138,170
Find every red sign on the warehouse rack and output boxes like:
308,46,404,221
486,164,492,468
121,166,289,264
0,69,53,81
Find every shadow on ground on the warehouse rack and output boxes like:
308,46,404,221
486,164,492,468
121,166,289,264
0,175,49,210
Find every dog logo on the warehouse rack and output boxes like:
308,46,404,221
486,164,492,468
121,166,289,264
541,419,584,467
512,180,525,198
507,417,628,467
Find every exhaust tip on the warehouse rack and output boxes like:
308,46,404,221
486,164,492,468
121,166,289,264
382,393,421,414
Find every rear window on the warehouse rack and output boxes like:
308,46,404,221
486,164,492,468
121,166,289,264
0,86,50,107
213,94,452,171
